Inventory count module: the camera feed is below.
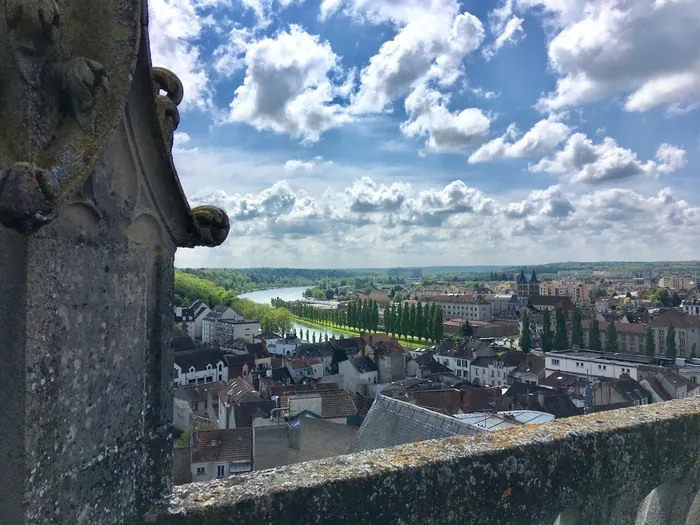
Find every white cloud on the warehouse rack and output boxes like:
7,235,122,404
530,133,687,184
526,0,700,114
319,0,344,21
345,0,484,114
656,143,688,173
468,118,570,163
284,156,334,172
174,132,191,147
343,177,413,212
227,25,353,142
148,0,219,110
503,185,574,219
401,85,491,153
179,175,700,267
483,16,525,60
470,87,500,100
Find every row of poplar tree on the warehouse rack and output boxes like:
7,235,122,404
272,297,444,343
383,302,444,343
519,309,684,358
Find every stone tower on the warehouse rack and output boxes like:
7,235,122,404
0,2,229,524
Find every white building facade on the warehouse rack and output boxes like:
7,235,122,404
426,295,493,321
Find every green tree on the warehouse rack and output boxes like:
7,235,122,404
461,319,474,338
385,305,393,334
324,333,329,342
589,319,601,351
312,332,317,343
305,329,310,341
432,306,444,342
541,310,553,353
553,307,569,350
671,292,682,307
371,300,379,332
395,303,403,338
571,310,583,348
347,302,355,328
645,326,655,356
175,430,191,448
604,320,618,353
666,323,677,358
424,303,434,341
401,304,410,339
519,312,532,354
409,303,417,339
416,302,424,341
330,346,348,374
260,307,293,334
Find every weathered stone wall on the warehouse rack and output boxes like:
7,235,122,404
152,399,700,525
0,2,229,523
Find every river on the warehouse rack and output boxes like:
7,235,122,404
239,286,348,341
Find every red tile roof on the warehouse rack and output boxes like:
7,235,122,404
192,428,252,463
289,357,322,369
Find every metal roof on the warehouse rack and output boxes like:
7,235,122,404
454,410,554,431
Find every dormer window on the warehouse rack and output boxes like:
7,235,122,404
189,366,195,373
207,364,213,370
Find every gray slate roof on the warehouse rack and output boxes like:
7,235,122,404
350,356,377,373
347,396,482,454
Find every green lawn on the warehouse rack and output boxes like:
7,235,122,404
291,316,432,349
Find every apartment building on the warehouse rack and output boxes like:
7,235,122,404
202,306,244,343
650,311,700,358
658,275,693,290
581,320,647,355
425,294,493,321
539,281,591,304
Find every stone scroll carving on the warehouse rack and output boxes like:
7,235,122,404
0,0,138,233
152,66,183,152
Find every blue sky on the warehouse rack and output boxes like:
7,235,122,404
148,0,700,268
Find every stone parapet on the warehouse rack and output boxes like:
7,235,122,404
152,398,700,525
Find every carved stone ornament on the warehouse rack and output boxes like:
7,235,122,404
0,0,133,233
153,66,182,152
0,0,230,248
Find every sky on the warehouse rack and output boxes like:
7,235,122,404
150,0,700,269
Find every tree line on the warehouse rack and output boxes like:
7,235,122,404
520,308,686,358
384,302,444,343
273,297,445,343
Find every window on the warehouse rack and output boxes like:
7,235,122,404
229,461,252,474
218,362,223,370
218,374,223,381
206,376,214,383
188,379,195,385
552,359,560,365
641,398,648,405
194,401,198,411
174,368,180,377
217,465,226,478
196,466,206,475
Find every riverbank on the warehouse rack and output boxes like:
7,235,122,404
290,316,429,349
